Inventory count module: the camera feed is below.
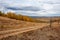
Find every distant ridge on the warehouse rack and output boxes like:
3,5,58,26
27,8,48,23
30,16,60,18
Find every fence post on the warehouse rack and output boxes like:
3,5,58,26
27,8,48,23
58,18,60,24
58,17,60,26
50,17,52,27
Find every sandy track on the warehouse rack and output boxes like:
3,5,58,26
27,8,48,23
0,24,49,39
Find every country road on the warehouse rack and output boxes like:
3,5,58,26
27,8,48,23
0,23,49,39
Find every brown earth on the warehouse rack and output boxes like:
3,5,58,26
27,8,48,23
1,25,60,40
0,16,60,40
0,16,48,31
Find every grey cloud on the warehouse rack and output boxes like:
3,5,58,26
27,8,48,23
0,0,60,16
0,3,41,12
15,11,38,16
5,6,41,11
39,0,60,4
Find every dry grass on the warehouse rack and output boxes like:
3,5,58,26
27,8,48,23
1,26,60,40
0,16,60,40
0,16,45,31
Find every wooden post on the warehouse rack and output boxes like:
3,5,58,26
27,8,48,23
50,17,52,27
58,17,60,26
58,17,60,25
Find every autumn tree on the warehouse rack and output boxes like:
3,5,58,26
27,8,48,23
0,11,3,16
0,11,39,23
6,12,17,19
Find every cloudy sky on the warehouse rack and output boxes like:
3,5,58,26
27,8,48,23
0,0,60,16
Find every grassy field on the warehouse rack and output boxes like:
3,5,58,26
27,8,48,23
0,16,41,30
0,16,60,40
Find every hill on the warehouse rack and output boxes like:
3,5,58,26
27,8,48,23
0,16,49,39
0,16,46,31
0,11,41,23
0,11,60,40
0,19,60,40
0,16,60,40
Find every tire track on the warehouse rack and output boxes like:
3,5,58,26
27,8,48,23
0,24,49,39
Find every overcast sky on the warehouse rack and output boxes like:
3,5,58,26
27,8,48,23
0,0,60,16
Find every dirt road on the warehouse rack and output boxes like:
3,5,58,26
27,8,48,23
0,23,49,39
0,16,49,39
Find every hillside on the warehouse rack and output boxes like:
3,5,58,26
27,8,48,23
0,11,42,23
1,22,60,40
0,12,60,40
0,16,49,39
0,16,38,30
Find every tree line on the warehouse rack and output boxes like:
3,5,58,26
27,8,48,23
0,11,40,22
